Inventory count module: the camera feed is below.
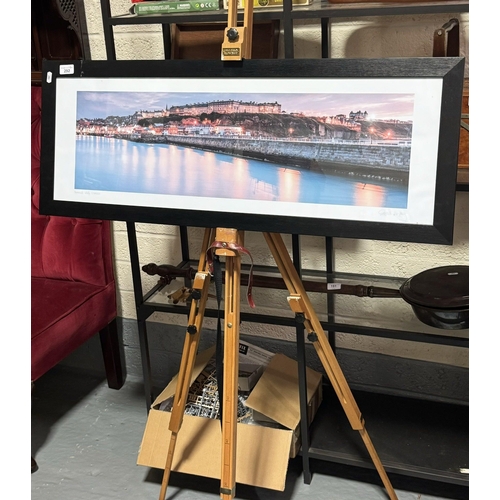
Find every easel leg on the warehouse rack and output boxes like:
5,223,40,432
158,228,215,500
220,250,241,499
263,232,398,500
213,228,242,500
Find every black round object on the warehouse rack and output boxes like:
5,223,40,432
400,265,469,309
409,303,469,330
399,265,469,330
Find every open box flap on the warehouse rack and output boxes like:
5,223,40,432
151,345,216,409
245,353,323,430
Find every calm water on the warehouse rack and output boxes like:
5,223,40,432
75,135,408,208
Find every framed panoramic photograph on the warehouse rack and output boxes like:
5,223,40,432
40,57,464,244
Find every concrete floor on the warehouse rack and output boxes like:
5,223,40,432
31,366,468,500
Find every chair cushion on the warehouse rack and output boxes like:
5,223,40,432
31,214,109,286
31,277,116,382
30,85,111,286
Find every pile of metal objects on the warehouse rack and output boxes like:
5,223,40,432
159,357,253,424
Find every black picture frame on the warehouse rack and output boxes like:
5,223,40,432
40,57,464,244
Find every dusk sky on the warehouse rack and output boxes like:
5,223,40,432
77,91,415,121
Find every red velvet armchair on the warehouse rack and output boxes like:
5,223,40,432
31,85,124,393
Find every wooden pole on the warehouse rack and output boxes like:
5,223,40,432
158,228,215,500
221,0,253,61
263,232,398,500
213,228,243,499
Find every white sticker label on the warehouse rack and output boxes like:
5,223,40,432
327,283,341,290
59,64,75,75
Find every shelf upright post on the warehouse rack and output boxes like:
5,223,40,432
126,221,154,411
100,0,117,60
291,234,314,484
282,0,294,58
321,18,330,58
325,236,336,349
179,225,191,264
161,23,172,59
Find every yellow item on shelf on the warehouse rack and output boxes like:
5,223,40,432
223,0,313,8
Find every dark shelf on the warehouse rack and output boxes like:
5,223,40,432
144,265,469,349
288,0,470,19
306,386,469,485
106,1,469,25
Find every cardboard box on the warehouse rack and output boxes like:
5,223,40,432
137,346,323,491
238,339,274,392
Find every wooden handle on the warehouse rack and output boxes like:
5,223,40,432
142,263,196,284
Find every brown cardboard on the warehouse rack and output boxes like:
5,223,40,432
238,340,274,392
245,353,323,430
137,347,322,491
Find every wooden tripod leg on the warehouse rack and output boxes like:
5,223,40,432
158,228,215,500
263,232,398,500
214,229,242,500
219,251,241,500
301,317,397,500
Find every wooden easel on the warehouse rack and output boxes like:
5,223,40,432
157,227,398,500
221,0,253,61
159,2,397,498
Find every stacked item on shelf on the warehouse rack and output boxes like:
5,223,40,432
130,0,312,13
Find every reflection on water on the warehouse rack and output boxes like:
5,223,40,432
353,182,386,207
75,136,408,208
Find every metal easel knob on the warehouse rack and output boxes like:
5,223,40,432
226,27,239,41
295,313,305,324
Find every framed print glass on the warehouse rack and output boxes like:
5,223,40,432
40,57,465,244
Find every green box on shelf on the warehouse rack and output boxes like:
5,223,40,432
133,0,221,15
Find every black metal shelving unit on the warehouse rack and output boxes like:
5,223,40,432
125,229,469,496
100,0,469,58
99,1,469,496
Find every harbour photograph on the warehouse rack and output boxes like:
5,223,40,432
75,90,415,209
